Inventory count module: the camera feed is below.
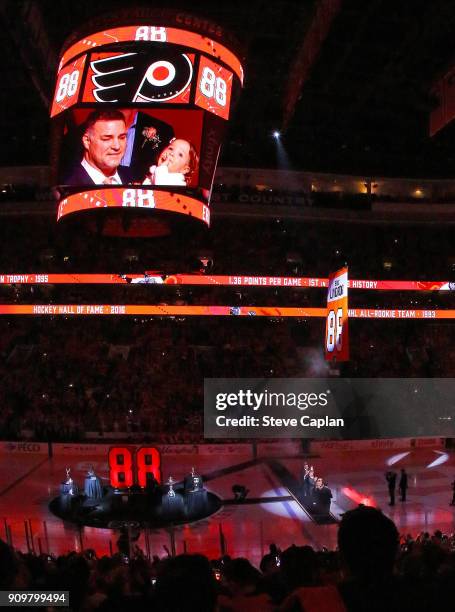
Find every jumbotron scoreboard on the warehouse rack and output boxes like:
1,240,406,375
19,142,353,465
50,10,244,235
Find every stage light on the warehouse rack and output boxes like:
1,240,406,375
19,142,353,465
273,131,281,139
386,451,410,466
342,486,376,507
426,451,449,468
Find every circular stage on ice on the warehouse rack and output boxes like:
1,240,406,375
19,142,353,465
49,485,222,529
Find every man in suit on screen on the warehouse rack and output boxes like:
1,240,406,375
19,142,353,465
64,110,133,185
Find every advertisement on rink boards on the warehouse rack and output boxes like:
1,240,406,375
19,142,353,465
311,437,445,453
256,441,301,457
51,442,253,457
0,442,48,454
52,443,111,456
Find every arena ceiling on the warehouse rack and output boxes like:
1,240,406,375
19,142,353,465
1,0,454,177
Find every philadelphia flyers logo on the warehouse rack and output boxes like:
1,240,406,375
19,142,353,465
90,50,193,103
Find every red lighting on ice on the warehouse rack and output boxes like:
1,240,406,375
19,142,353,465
342,487,376,507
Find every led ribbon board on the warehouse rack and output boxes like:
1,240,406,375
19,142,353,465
0,274,454,289
51,17,243,232
0,305,453,318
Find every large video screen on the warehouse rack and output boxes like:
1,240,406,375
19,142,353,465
56,107,212,224
51,18,243,231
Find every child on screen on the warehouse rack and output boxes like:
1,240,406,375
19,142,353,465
143,138,199,187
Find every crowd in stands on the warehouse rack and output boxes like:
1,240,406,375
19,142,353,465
0,216,454,280
0,317,305,441
0,316,454,442
0,215,453,442
4,179,455,207
1,505,455,610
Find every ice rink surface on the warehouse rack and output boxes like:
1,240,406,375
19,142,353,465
1,444,454,566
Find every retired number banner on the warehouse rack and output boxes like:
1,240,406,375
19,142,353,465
325,266,349,362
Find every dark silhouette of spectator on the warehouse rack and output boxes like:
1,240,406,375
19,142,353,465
152,554,218,611
0,516,453,611
259,544,281,576
279,544,345,611
338,506,398,581
218,557,273,611
0,539,21,589
280,545,320,593
337,505,429,611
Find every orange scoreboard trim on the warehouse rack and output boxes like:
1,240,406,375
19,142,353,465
58,26,244,84
57,188,210,226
